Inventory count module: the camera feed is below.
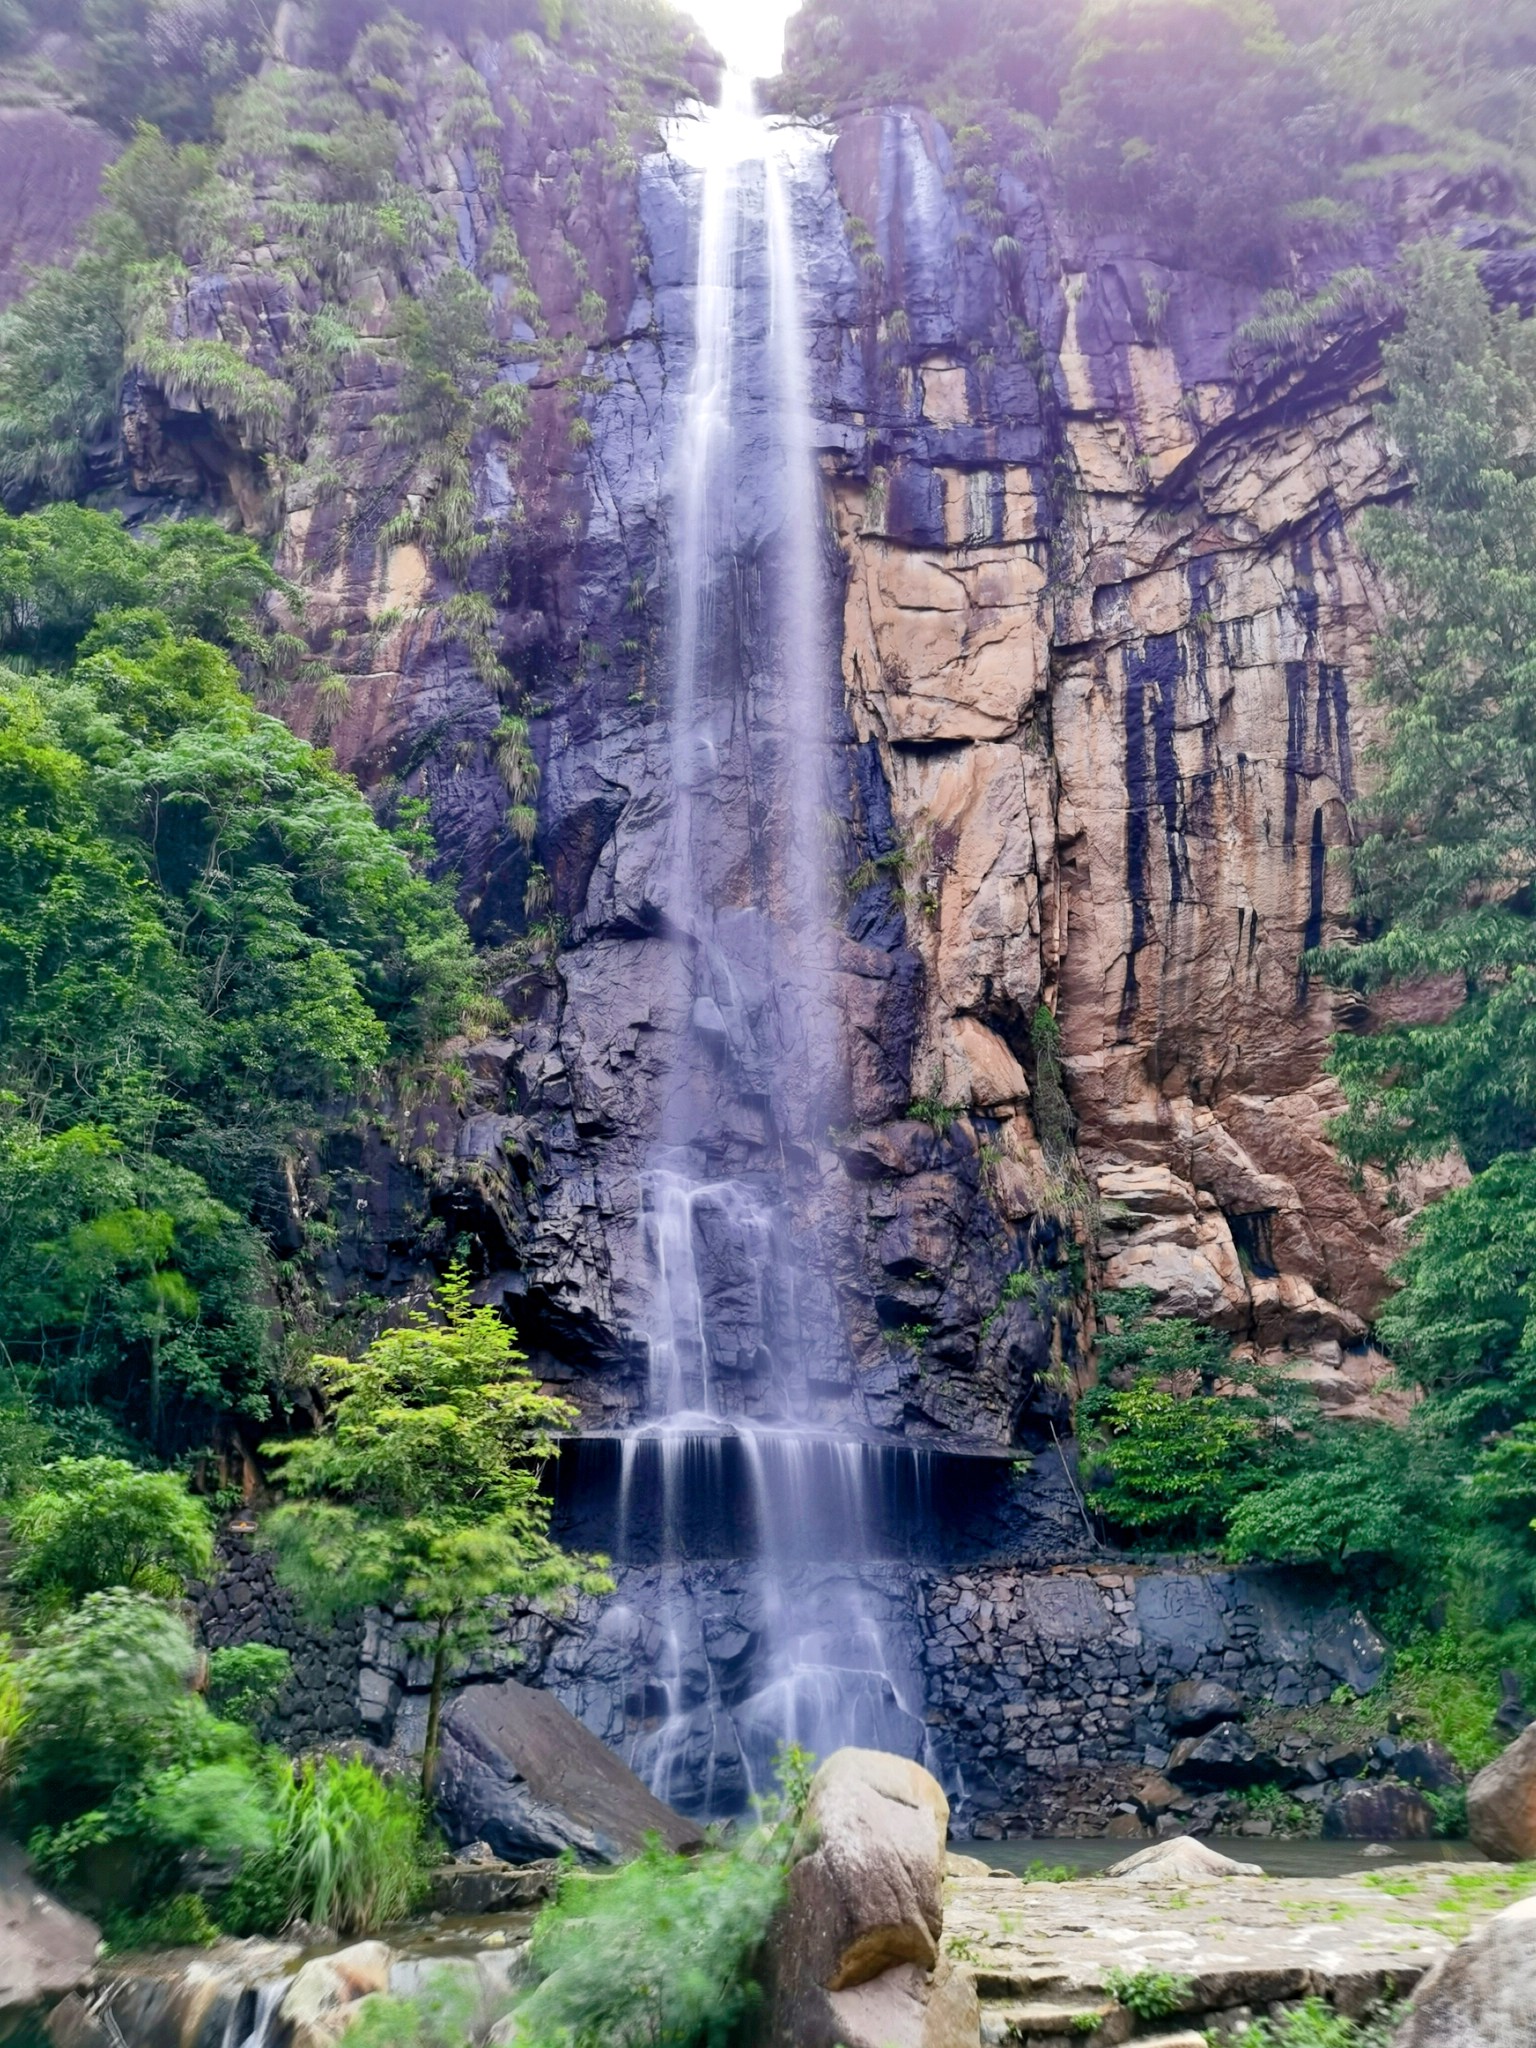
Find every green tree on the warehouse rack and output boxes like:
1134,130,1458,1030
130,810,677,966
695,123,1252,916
263,1261,609,1794
1052,0,1336,280
8,1456,213,1610
1318,243,1536,1172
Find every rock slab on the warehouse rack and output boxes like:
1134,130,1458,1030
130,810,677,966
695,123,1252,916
1392,1895,1536,2047
0,1839,99,2020
435,1675,702,1864
1468,1723,1536,1863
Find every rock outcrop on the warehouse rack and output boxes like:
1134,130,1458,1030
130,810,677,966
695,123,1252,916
0,108,117,310
434,1674,703,1862
1392,1894,1536,2048
770,1748,978,2048
0,1840,99,2026
1468,1723,1536,1863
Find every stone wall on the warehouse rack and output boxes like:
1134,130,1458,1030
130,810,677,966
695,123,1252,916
196,1533,1381,1835
917,1562,1384,1834
192,1526,365,1751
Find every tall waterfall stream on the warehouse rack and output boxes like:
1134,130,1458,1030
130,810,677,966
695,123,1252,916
610,75,939,1816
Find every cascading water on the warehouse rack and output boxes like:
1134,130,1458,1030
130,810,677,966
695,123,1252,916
613,73,940,1815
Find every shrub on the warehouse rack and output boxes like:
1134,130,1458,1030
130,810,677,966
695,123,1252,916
12,1590,204,1825
8,1457,213,1610
1103,1966,1193,2019
0,1637,26,1794
206,1643,292,1727
224,1756,432,1936
510,1836,786,2048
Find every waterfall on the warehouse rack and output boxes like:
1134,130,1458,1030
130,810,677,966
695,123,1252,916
609,72,939,1817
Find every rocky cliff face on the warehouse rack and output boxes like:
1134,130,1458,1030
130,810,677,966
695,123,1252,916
22,29,1514,1442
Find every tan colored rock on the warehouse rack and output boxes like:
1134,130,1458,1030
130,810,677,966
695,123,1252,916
772,1749,964,2048
1103,1836,1263,1882
278,1942,392,2048
0,1841,98,2020
1467,1724,1536,1863
823,1956,980,2048
1392,1894,1536,2046
788,1748,948,1990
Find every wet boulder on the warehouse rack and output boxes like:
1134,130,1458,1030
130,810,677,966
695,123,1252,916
0,1841,98,2025
279,1944,391,2048
770,1748,978,2048
435,1677,703,1865
1312,1611,1389,1696
1322,1782,1435,1840
1392,1894,1536,2046
1163,1679,1244,1735
1468,1722,1536,1862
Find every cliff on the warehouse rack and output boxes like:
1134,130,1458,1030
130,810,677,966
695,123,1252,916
4,15,1524,1448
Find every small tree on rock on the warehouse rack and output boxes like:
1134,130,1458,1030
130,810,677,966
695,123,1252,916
263,1260,608,1795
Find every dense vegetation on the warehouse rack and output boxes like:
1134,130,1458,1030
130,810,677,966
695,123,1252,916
0,505,478,1453
776,0,1536,279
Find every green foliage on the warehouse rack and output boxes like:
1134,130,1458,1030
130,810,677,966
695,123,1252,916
0,1638,27,1795
206,1643,292,1727
344,1970,494,2048
1102,1965,1193,2019
1029,1002,1074,1161
380,268,530,579
223,1755,432,1936
1318,246,1536,1174
7,1457,213,1610
511,1835,785,2048
100,1891,220,1952
0,506,477,1443
1052,0,1336,280
1222,1421,1454,1573
1080,1293,1269,1542
1240,1995,1400,2047
264,1260,607,1792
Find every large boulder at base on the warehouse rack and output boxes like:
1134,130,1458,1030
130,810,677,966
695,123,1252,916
770,1749,976,2048
435,1677,702,1864
1468,1723,1536,1863
1103,1837,1263,1883
1322,1782,1434,1840
1163,1680,1244,1735
0,1840,99,2022
1392,1895,1536,2047
1392,1741,1461,1793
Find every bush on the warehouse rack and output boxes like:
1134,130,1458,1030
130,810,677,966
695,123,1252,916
206,1644,292,1727
509,1837,786,2048
8,1457,213,1610
223,1757,432,1936
12,1590,205,1825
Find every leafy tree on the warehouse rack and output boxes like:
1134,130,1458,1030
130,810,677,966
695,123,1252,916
0,507,478,1442
1052,0,1337,280
7,1456,213,1610
1222,1421,1455,1572
1318,244,1536,1172
264,1261,609,1793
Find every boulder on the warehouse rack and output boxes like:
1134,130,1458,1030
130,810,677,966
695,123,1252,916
1103,1837,1263,1883
1163,1679,1245,1735
1312,1612,1389,1696
0,1840,98,2022
1392,1742,1461,1794
771,1748,975,2048
1468,1723,1536,1863
1392,1894,1536,2046
1322,1783,1435,1840
1168,1722,1263,1786
435,1677,703,1864
278,1943,392,2048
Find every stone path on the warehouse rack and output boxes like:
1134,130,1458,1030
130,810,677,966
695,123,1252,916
942,1857,1536,2043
